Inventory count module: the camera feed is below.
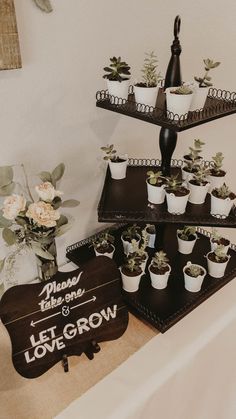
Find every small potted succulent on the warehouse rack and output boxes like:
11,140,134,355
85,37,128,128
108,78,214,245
210,183,236,218
92,232,115,259
148,250,171,289
188,165,210,204
183,261,206,292
120,255,143,292
182,139,205,181
190,58,221,111
206,244,230,278
103,56,131,103
101,144,128,180
121,224,141,255
177,225,198,254
210,228,230,254
208,152,226,192
146,170,166,204
128,229,149,272
134,51,162,112
164,175,190,214
165,85,194,120
145,224,156,248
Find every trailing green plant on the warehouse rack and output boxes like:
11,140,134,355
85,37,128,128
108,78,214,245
103,57,131,82
212,244,228,262
212,183,235,199
186,264,202,277
151,250,169,270
194,58,221,87
100,144,119,161
140,51,161,87
146,170,165,186
92,231,115,251
171,85,193,95
177,225,197,241
211,152,224,174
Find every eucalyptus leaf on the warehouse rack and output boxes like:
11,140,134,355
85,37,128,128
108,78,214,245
0,166,13,188
61,199,80,208
0,182,15,196
57,214,68,228
15,216,27,227
2,228,17,246
33,0,53,13
39,171,52,183
52,196,62,209
0,258,5,273
51,163,65,184
31,243,55,260
0,212,12,228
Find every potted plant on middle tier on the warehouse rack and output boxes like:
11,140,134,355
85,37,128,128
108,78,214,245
208,152,226,192
183,261,207,292
101,144,128,180
121,224,141,255
128,229,149,272
188,165,210,204
210,183,236,218
146,170,166,204
206,244,231,278
177,225,198,254
165,85,194,120
165,175,190,214
182,139,205,181
120,255,143,293
210,228,230,254
148,250,171,289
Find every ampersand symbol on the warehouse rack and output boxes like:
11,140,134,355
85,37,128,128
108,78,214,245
62,306,70,317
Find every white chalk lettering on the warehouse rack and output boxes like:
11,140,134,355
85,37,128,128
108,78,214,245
89,313,103,328
39,272,84,301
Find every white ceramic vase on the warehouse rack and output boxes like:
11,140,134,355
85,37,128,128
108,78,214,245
109,156,128,180
188,181,210,204
165,190,190,214
206,252,230,278
106,79,130,104
120,268,143,292
183,262,206,292
177,234,197,254
148,264,171,290
165,87,193,120
210,193,235,218
189,85,209,111
134,85,159,112
147,180,166,204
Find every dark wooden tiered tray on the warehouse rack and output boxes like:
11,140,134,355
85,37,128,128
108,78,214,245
66,224,236,333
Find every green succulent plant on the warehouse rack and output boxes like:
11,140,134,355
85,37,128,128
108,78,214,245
151,251,169,270
123,255,141,272
92,231,115,250
213,244,228,262
191,165,211,185
171,85,193,95
177,226,197,241
122,224,140,240
211,152,224,174
194,58,221,88
146,170,165,186
100,144,118,161
212,183,235,199
184,139,205,172
103,57,131,82
165,174,183,191
186,264,202,277
140,51,161,87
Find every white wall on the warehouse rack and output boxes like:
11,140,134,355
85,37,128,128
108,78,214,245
2,0,236,261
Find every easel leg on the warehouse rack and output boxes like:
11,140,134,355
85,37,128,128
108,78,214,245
62,354,69,373
84,340,101,360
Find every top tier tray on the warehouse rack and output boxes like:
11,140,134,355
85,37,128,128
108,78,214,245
96,87,236,132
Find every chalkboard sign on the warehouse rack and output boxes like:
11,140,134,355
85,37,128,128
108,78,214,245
0,256,128,378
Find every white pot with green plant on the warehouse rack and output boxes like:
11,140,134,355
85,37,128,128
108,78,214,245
92,232,115,259
208,152,226,192
134,51,161,112
189,59,220,111
183,262,206,292
128,229,149,272
120,255,143,292
165,85,193,120
103,56,131,104
206,245,230,278
146,170,166,204
210,228,230,254
101,144,128,180
165,175,190,214
148,251,171,289
177,226,198,254
188,165,210,205
121,225,141,255
210,183,236,218
182,139,205,181
145,224,156,248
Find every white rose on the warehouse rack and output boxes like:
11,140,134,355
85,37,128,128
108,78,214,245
3,194,26,220
26,201,60,228
35,182,63,202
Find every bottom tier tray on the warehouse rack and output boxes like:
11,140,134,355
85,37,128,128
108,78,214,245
66,224,236,333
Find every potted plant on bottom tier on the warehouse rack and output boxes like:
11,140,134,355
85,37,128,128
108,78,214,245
92,232,115,259
146,170,166,204
188,165,210,205
165,85,193,120
210,183,236,218
128,229,149,272
206,244,231,278
134,51,161,112
177,226,198,254
182,139,205,181
103,56,131,103
210,228,230,254
183,261,206,292
101,144,128,180
148,251,171,289
145,224,156,248
165,175,190,214
121,224,141,255
120,255,143,293
208,152,226,192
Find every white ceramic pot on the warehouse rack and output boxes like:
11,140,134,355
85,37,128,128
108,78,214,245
206,252,230,278
165,190,190,214
177,234,197,254
207,174,226,193
183,262,206,292
210,193,235,218
121,234,141,256
189,85,209,111
133,85,159,112
165,87,193,120
140,253,148,272
120,268,143,292
146,180,166,204
94,244,115,259
181,168,195,182
210,239,230,254
188,181,210,204
106,79,129,104
108,156,128,180
148,264,171,289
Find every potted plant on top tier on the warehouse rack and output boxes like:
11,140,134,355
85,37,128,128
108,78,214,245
177,225,198,254
183,261,206,292
210,228,230,254
210,183,236,218
121,224,141,255
182,139,205,181
103,56,131,103
146,170,166,204
101,144,128,180
206,244,230,278
165,85,194,120
92,231,115,259
134,51,162,112
208,152,226,192
190,58,221,111
188,164,210,204
164,175,190,214
148,250,171,289
120,255,143,293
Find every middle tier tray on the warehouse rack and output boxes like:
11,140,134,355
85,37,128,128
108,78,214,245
98,158,236,227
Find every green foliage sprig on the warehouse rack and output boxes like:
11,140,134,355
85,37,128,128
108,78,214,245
103,57,131,82
212,183,235,199
194,59,221,87
140,51,161,87
92,231,115,250
171,85,193,95
100,144,119,161
211,152,224,174
212,244,228,262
